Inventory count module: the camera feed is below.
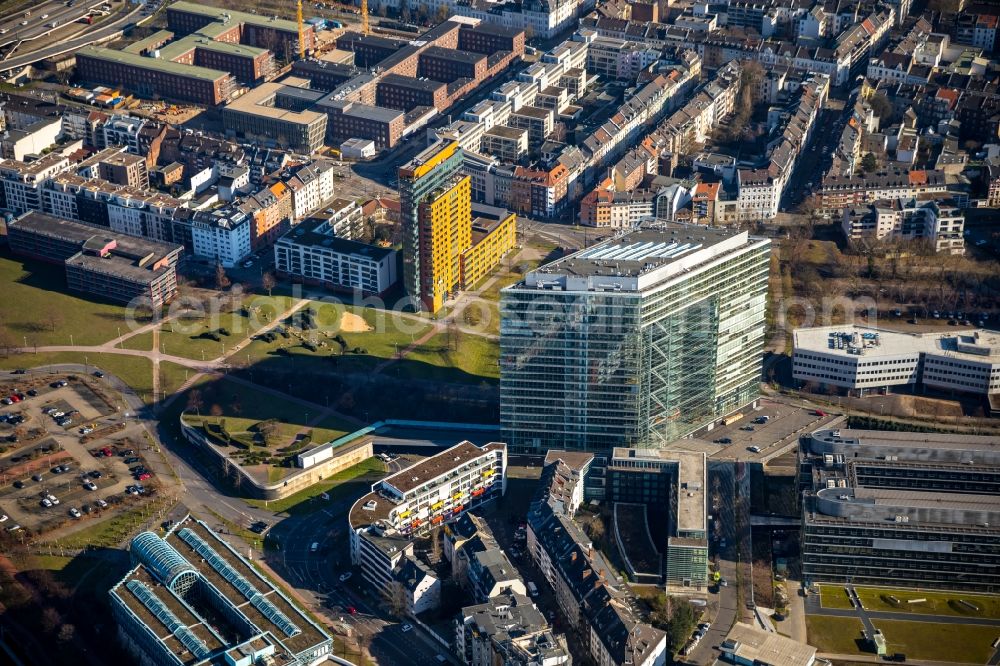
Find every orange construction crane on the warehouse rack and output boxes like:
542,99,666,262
297,0,305,58
361,0,369,34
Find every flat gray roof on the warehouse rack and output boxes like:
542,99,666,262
794,325,1000,363
610,448,706,535
380,73,445,92
518,223,755,292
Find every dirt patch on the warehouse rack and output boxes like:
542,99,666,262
2,451,72,481
340,312,373,333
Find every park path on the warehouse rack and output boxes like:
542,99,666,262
151,326,162,401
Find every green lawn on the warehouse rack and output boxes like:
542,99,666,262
819,584,857,610
159,361,195,398
189,415,351,450
48,496,177,549
122,295,297,360
0,250,139,347
246,457,385,514
240,304,435,374
183,379,331,426
394,330,499,382
0,352,155,402
873,619,999,663
805,615,866,654
855,587,1000,619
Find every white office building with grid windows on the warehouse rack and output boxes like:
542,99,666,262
793,325,1000,397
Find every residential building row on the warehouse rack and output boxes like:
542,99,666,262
0,134,361,268
581,5,891,87
734,72,828,221
447,513,572,665
526,451,667,666
578,60,741,228
433,30,700,220
347,441,508,605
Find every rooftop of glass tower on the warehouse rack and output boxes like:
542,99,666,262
514,222,763,292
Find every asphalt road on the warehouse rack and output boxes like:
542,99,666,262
781,101,851,211
0,0,105,49
685,461,741,664
0,0,155,71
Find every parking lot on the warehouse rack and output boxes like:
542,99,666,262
0,372,159,535
697,400,843,461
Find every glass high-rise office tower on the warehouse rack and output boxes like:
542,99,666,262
500,223,771,453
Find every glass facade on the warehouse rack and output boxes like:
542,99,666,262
500,233,770,453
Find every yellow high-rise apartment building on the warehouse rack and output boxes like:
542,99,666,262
400,140,517,313
418,175,472,313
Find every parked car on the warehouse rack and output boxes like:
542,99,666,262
714,437,732,444
31,474,43,482
96,498,108,509
137,473,151,481
93,371,104,378
339,572,352,582
47,494,59,505
89,470,102,479
69,507,81,519
40,498,52,508
748,445,761,453
401,623,412,633
83,481,97,491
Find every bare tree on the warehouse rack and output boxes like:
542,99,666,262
186,389,204,416
215,263,232,291
262,272,276,297
430,526,442,562
44,306,64,332
383,580,409,618
446,319,459,352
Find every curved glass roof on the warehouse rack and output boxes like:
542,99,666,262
131,531,198,589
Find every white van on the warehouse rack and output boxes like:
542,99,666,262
527,581,539,597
